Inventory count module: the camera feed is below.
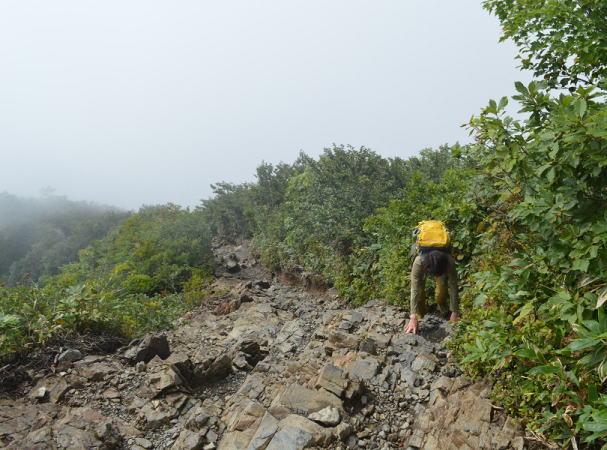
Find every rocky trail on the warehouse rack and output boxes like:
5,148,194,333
1,242,528,449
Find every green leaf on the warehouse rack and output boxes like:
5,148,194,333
514,81,528,95
569,337,599,352
575,98,587,118
498,96,509,111
528,365,561,375
572,259,590,272
515,348,537,359
536,163,552,176
513,302,534,325
582,421,607,433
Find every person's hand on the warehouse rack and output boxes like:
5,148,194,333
404,314,418,334
449,312,460,322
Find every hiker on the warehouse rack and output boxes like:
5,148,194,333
404,220,459,334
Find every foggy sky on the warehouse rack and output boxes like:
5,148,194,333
0,1,530,210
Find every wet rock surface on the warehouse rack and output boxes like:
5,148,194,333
0,241,527,449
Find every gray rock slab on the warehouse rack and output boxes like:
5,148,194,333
124,334,170,363
57,348,82,364
77,361,116,381
345,359,380,381
246,412,279,450
327,330,359,350
265,425,312,450
172,429,206,450
314,364,348,397
411,354,437,373
277,383,342,415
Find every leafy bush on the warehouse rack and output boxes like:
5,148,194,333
448,1,607,444
335,167,479,306
60,204,214,295
0,283,209,357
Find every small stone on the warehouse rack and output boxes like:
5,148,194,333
246,411,279,450
171,429,205,450
408,429,425,448
334,423,353,441
315,364,348,397
276,382,342,415
77,361,115,381
232,351,251,371
359,339,377,355
57,348,83,364
327,330,360,350
185,407,211,431
206,430,218,443
138,402,178,430
103,388,121,399
32,386,47,400
357,429,371,438
308,406,341,426
134,437,154,449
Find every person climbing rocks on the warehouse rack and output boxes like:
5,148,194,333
404,220,460,334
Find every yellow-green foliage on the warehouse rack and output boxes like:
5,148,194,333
335,168,479,306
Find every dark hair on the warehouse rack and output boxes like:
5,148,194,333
422,250,449,276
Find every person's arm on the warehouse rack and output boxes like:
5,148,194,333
405,255,424,333
447,254,460,321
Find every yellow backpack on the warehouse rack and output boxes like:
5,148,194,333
415,220,450,249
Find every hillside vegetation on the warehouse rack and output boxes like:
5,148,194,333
1,204,213,357
1,1,606,447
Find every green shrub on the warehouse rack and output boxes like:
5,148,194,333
335,168,480,306
450,82,607,446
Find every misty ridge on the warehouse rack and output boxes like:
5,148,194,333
0,191,130,286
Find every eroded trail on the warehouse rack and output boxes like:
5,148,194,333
0,242,526,449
